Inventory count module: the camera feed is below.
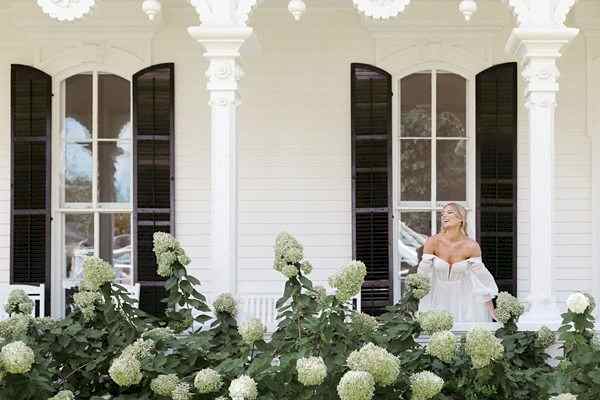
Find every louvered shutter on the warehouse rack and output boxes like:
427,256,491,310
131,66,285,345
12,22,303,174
10,65,52,310
351,64,393,315
476,63,518,295
133,63,174,315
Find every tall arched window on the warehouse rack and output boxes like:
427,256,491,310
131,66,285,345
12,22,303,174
396,70,473,297
59,72,133,308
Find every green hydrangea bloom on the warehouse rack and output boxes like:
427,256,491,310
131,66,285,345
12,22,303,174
213,293,238,316
194,368,223,393
495,292,524,324
337,371,375,400
142,327,175,342
150,374,180,397
416,311,454,336
32,317,59,332
328,261,367,303
109,354,143,387
300,261,313,274
1,341,35,374
351,312,378,337
121,338,155,361
153,232,190,278
239,318,265,345
410,371,444,400
81,256,115,291
273,232,305,275
282,264,299,278
229,375,258,400
465,328,504,368
406,273,432,300
296,356,327,386
171,382,192,400
73,290,103,322
535,326,556,349
549,394,577,400
0,314,31,340
5,289,33,316
426,330,457,363
347,343,400,387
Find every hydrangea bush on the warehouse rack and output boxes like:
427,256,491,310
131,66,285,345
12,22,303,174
1,231,599,400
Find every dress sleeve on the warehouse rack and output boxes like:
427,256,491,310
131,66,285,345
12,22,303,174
417,254,435,278
467,257,499,302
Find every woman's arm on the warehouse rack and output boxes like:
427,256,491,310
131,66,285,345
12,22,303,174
468,240,497,321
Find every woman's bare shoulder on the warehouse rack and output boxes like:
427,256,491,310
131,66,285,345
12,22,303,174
464,238,482,257
423,235,439,254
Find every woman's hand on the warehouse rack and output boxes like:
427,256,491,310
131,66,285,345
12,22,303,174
485,301,497,321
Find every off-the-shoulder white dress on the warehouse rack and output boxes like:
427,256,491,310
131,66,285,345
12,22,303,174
417,254,499,322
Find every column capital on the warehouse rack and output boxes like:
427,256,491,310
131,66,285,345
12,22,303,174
506,28,578,96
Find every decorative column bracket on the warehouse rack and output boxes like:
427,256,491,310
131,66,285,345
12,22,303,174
506,27,578,330
188,25,253,297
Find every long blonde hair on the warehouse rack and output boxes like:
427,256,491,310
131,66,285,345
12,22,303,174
442,202,468,237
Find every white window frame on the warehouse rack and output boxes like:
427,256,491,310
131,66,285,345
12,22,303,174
391,68,477,303
51,67,134,317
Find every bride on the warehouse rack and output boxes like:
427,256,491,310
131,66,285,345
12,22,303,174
417,203,499,322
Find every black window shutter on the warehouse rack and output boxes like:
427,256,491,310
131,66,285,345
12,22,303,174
10,65,52,313
476,63,518,295
133,63,174,315
351,64,393,315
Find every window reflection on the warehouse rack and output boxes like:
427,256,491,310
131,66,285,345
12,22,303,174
65,214,94,282
98,142,131,203
99,213,132,285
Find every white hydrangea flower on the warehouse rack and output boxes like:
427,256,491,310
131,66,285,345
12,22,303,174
48,390,75,400
153,232,189,278
296,356,327,386
273,232,304,273
550,394,577,400
416,311,454,336
150,374,180,397
535,326,556,349
81,256,115,291
328,261,367,303
410,371,444,400
0,314,31,340
5,289,33,316
566,292,590,314
426,331,457,363
194,368,223,393
351,312,378,337
465,328,504,368
282,264,299,278
109,354,143,387
142,327,175,342
229,375,258,400
238,318,265,345
346,343,400,387
0,341,34,374
121,338,155,361
213,293,238,316
300,261,313,275
406,273,432,300
171,382,192,400
495,292,525,324
337,371,375,400
73,290,103,322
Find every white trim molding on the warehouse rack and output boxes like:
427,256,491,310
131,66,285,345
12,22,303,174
352,0,411,19
37,0,96,22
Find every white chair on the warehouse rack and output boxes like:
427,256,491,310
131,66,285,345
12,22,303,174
0,284,45,319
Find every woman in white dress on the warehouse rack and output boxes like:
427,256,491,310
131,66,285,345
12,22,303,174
417,203,499,322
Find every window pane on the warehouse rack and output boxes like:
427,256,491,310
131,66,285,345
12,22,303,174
65,142,93,203
98,142,131,203
99,74,131,139
99,213,132,285
65,74,92,142
400,72,431,137
437,140,466,201
65,213,94,281
399,212,431,296
437,73,466,137
400,139,431,201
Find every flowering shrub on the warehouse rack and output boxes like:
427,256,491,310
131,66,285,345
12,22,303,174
1,231,600,400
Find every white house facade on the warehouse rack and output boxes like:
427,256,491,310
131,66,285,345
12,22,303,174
0,0,598,328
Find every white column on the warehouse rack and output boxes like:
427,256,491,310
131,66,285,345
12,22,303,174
188,26,253,296
507,28,578,328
